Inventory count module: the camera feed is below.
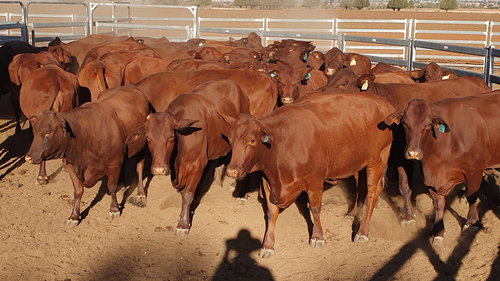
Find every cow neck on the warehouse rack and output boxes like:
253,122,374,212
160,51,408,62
58,111,83,165
254,121,280,189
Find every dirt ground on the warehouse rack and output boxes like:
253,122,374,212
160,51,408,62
2,8,500,281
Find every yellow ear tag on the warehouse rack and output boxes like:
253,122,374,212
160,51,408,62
361,80,369,91
350,58,357,66
441,75,449,80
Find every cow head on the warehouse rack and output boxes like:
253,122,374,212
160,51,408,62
323,47,346,77
409,62,457,83
384,98,450,161
323,68,360,93
47,45,72,70
269,65,312,104
306,51,325,70
126,112,198,176
219,113,270,180
25,111,71,165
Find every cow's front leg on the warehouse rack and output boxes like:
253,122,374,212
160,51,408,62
398,166,416,224
66,163,84,227
428,188,446,244
307,186,325,248
176,166,204,236
107,166,122,219
129,157,147,207
462,176,482,231
260,178,278,258
37,161,48,185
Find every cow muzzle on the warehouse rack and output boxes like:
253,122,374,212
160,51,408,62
25,155,34,164
281,97,293,104
151,166,169,176
325,68,335,77
226,167,246,179
405,149,423,160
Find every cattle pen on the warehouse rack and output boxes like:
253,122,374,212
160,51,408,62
3,2,500,281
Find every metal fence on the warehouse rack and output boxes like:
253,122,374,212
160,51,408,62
0,1,26,44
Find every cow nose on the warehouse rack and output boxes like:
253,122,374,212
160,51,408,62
281,97,293,104
151,167,168,175
227,167,246,179
405,149,423,160
325,68,335,76
25,156,33,164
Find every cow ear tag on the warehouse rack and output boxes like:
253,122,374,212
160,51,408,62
270,72,276,78
361,80,369,91
64,130,67,137
439,124,445,133
198,42,203,47
303,53,308,60
306,72,311,80
263,135,269,143
442,75,449,80
350,58,357,66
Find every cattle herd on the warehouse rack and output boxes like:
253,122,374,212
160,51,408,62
0,31,498,258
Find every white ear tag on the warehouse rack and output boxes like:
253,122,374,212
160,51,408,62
361,80,369,91
441,75,449,80
350,58,357,66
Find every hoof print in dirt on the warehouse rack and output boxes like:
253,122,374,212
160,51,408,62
354,234,369,243
342,215,355,222
66,219,79,228
259,248,274,258
128,195,147,208
36,176,48,185
432,236,444,245
175,228,190,236
309,238,325,248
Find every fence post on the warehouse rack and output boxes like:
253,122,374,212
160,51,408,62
339,33,345,52
408,38,415,70
484,45,493,89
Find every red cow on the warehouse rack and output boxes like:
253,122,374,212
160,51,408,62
323,47,371,77
24,85,150,226
77,61,122,101
221,93,394,257
384,92,500,243
98,48,162,80
166,59,227,72
134,69,278,119
370,62,406,74
123,57,172,85
126,79,250,235
306,51,325,70
20,65,80,184
409,62,458,83
80,37,147,68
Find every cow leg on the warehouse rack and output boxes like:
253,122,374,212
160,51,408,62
344,172,358,220
175,166,204,236
307,186,325,248
462,176,482,231
129,158,147,207
37,161,48,185
106,167,121,219
260,178,278,258
65,163,84,227
354,162,385,243
428,188,446,244
10,85,21,135
398,166,415,224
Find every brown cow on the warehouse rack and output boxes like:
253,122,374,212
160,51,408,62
384,92,500,243
123,57,172,85
409,62,458,83
77,61,122,101
134,69,278,119
221,93,394,257
24,85,150,226
20,65,80,185
370,62,406,74
306,51,325,70
79,37,147,68
323,47,371,77
166,59,227,72
98,48,162,81
126,79,250,235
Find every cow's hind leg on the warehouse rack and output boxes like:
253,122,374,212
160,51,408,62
175,165,204,236
107,167,122,219
260,178,278,258
462,175,482,232
307,181,325,248
37,161,48,185
344,172,359,220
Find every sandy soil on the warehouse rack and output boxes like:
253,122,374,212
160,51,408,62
2,8,500,281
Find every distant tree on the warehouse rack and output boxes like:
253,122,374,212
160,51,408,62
353,0,370,9
387,0,408,10
440,0,457,11
302,0,321,8
408,0,415,8
193,0,211,6
340,0,354,9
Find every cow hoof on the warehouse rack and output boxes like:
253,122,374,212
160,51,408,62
401,219,416,226
66,219,79,228
354,234,369,243
108,211,120,220
128,195,147,208
462,224,480,232
175,228,190,236
236,198,248,205
309,238,325,248
432,236,444,245
259,248,274,258
342,215,355,222
36,176,48,185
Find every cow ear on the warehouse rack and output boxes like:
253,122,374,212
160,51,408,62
268,69,279,80
260,127,272,144
432,117,450,133
29,115,39,125
218,112,235,128
384,111,403,126
357,74,375,91
250,51,260,59
174,118,198,131
409,69,423,79
440,71,456,80
223,55,230,64
125,125,147,158
49,37,61,46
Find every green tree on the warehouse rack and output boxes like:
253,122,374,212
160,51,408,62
302,0,321,8
440,0,457,11
339,0,354,9
353,0,370,9
387,0,408,10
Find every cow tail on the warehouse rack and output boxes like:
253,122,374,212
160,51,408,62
381,165,388,191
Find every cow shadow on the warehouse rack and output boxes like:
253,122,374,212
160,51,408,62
0,125,31,180
368,174,500,281
212,229,275,281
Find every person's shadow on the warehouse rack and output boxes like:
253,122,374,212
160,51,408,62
212,229,275,281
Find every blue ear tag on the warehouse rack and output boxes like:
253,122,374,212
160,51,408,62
304,53,308,60
263,135,269,143
198,42,203,46
439,124,445,133
270,72,276,78
306,72,311,80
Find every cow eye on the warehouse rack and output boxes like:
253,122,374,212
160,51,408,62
425,124,432,130
44,132,51,137
248,138,256,145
